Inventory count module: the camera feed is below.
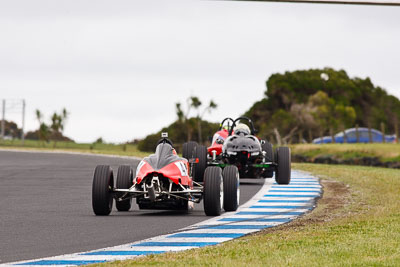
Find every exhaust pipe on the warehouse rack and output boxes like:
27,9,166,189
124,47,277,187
147,184,156,201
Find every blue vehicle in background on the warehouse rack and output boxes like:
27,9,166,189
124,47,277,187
312,127,396,144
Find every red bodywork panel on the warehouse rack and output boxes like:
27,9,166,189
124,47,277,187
135,159,192,187
207,129,229,156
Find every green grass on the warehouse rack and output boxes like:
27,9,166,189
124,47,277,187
291,143,400,162
0,139,148,158
89,163,400,266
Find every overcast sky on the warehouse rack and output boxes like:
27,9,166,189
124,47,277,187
1,0,399,143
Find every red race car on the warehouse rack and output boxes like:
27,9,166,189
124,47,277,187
92,133,240,216
182,117,233,182
182,117,291,184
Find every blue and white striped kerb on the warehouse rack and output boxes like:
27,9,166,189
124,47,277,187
5,170,321,266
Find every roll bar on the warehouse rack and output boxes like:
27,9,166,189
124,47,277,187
228,116,257,136
219,117,234,131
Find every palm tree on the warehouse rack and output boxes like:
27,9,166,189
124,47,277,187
50,108,69,148
176,96,217,143
197,100,217,143
35,109,47,145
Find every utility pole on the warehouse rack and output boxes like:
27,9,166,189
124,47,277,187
1,99,5,140
21,99,26,144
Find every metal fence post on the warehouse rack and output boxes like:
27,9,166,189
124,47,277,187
1,99,5,140
21,99,25,144
330,127,335,144
368,125,372,143
355,124,360,143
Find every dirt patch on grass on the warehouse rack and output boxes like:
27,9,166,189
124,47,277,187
260,178,353,234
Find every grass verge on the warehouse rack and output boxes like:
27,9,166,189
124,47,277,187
0,139,148,158
291,143,400,162
90,163,400,266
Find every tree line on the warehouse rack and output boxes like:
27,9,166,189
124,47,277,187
7,67,397,149
245,68,400,144
25,108,72,146
138,67,400,151
0,120,22,139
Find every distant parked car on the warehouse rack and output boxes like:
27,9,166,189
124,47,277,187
3,135,13,140
312,127,396,144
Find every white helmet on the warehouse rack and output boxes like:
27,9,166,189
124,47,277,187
234,123,251,135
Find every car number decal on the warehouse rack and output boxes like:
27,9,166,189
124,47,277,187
175,161,188,177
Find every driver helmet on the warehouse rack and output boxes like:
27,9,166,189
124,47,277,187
234,123,251,135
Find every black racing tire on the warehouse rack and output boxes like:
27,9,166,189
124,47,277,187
182,141,198,160
275,147,291,185
116,165,133,211
262,141,274,162
223,165,240,212
193,145,208,183
92,165,114,216
203,167,223,216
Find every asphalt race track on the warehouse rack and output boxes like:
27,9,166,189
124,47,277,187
0,150,264,264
